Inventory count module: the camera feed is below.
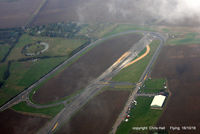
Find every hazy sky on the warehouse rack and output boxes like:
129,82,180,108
77,0,200,25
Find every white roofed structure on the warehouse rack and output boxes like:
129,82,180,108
150,95,166,108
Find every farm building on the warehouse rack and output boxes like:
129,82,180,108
150,95,166,108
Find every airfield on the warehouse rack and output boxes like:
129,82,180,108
32,33,142,104
0,27,167,134
0,0,200,133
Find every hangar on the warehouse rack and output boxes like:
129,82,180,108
150,95,166,108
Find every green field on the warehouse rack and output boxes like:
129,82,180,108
112,40,160,83
139,78,167,93
78,23,117,38
113,85,135,90
167,32,200,45
101,85,134,93
0,63,7,82
0,44,10,61
0,57,66,106
7,34,86,61
143,78,166,89
140,88,165,94
0,24,165,121
104,24,154,37
0,33,88,106
24,43,45,54
116,97,163,134
28,39,99,105
12,102,64,117
162,28,170,33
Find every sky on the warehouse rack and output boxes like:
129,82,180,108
77,0,200,25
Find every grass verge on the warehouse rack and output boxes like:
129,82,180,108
104,24,155,37
12,101,64,117
0,57,66,106
28,40,99,105
167,32,200,45
112,40,160,83
0,44,10,61
7,34,86,61
139,78,167,94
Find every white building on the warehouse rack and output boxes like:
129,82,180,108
150,95,166,108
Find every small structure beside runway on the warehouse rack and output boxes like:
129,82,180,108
150,95,166,109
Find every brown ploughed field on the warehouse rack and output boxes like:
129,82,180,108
0,109,48,134
33,0,80,25
56,90,130,134
0,0,42,28
151,44,200,133
33,33,141,104
33,0,151,25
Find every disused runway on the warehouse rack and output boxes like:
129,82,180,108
56,90,130,134
33,33,142,104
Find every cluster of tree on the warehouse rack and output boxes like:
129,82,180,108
21,41,40,55
0,28,23,88
27,22,88,39
69,40,91,57
17,55,63,62
0,28,24,45
2,61,11,83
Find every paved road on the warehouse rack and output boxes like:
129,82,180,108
0,38,101,111
110,32,167,134
0,30,157,111
0,30,167,134
37,32,156,134
136,93,159,97
0,31,146,111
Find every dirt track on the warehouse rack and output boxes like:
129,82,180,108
33,33,142,104
151,44,200,133
0,109,48,134
56,90,130,134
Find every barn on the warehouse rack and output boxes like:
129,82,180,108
150,95,166,108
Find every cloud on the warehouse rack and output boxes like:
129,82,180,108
76,0,200,25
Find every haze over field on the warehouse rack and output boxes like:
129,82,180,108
77,0,200,25
1,0,200,27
